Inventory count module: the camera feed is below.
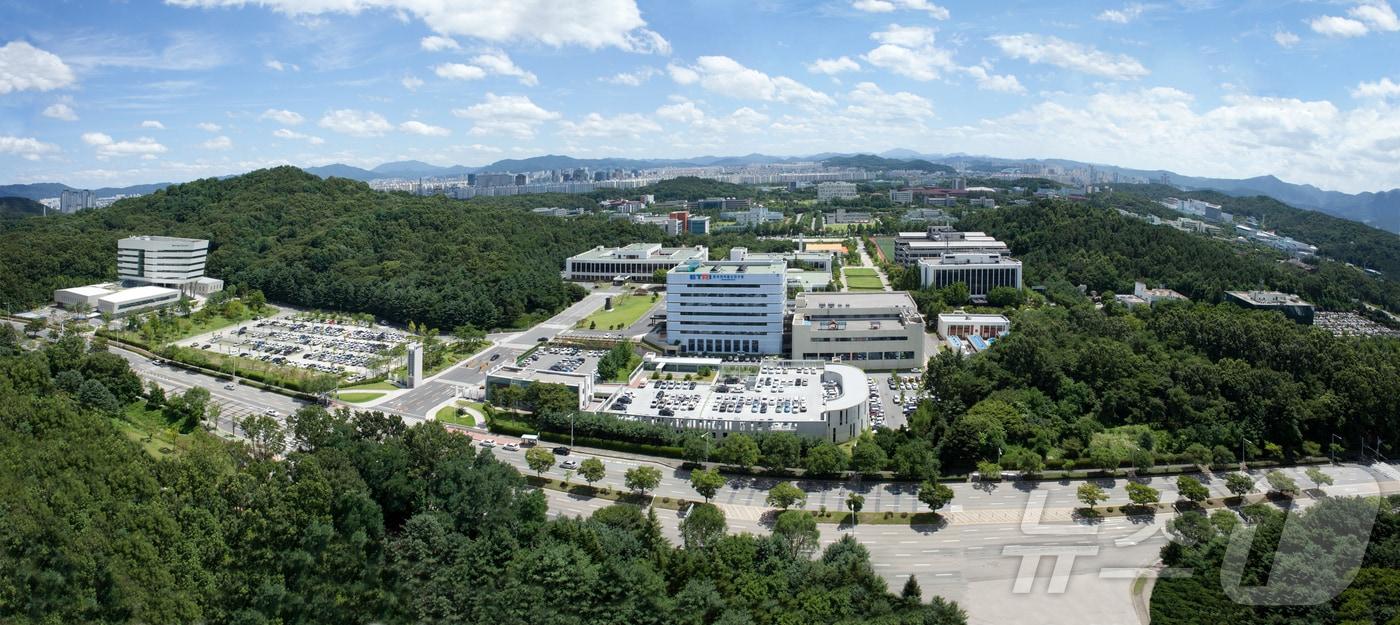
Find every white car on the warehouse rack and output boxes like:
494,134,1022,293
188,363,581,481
224,383,237,390
478,439,496,448
264,408,279,417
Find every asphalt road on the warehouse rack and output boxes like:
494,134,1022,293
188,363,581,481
113,346,308,438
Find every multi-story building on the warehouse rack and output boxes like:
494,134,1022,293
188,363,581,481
917,254,1023,299
563,244,708,282
603,359,869,443
894,228,1009,265
666,259,786,354
902,208,949,223
727,204,782,226
688,215,711,234
890,189,915,204
790,291,926,370
1225,290,1316,324
117,236,224,296
831,208,872,224
936,312,1009,339
817,181,858,201
60,189,96,213
728,247,835,272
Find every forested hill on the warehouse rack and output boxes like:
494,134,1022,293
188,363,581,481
959,200,1400,314
1105,184,1400,279
822,154,955,173
0,196,46,218
0,167,661,329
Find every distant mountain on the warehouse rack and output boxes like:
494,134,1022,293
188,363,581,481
371,160,475,179
303,163,380,181
1158,174,1400,234
821,154,956,174
0,196,46,218
0,181,172,201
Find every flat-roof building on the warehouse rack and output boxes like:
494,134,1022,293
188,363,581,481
117,236,221,295
666,260,786,355
728,247,835,272
603,360,869,443
53,284,117,310
96,285,181,317
485,365,595,410
564,244,709,282
918,254,1023,299
894,228,1008,265
1225,290,1315,324
937,312,1010,339
791,291,927,371
817,181,858,201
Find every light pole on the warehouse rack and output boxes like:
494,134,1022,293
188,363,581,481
570,411,577,448
1240,437,1252,471
1331,433,1343,464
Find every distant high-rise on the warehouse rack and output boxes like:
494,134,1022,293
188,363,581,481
60,189,96,213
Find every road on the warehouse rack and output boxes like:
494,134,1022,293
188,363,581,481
113,346,308,438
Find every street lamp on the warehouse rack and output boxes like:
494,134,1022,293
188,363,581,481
1240,437,1252,471
570,411,577,448
1331,433,1344,464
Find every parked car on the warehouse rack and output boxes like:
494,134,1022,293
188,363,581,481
560,459,580,470
224,383,236,390
478,439,496,448
553,446,571,456
502,442,520,451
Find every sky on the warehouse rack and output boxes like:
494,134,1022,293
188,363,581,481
2,0,1400,192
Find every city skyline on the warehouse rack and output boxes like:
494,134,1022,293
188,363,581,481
3,0,1400,192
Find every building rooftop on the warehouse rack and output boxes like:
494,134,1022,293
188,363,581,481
795,290,918,311
670,260,786,275
57,285,116,297
937,312,1010,324
1226,290,1314,306
605,361,866,425
118,235,208,244
918,254,1021,266
569,244,708,261
98,285,180,304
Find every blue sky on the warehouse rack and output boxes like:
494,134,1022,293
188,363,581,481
2,0,1400,192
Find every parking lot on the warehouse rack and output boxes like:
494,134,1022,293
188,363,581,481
180,314,411,378
518,344,605,377
865,371,926,431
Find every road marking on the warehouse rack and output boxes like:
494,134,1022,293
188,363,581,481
941,539,960,543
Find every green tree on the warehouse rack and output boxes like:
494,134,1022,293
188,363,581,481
237,412,283,460
689,468,726,502
679,502,726,549
1176,475,1209,504
917,480,954,514
1265,470,1299,496
624,465,662,496
802,441,848,477
893,439,940,482
714,433,760,469
901,576,922,604
760,432,802,473
525,446,555,477
765,482,806,510
845,493,865,525
1077,483,1108,510
578,457,605,487
1224,472,1255,498
851,433,888,474
1305,466,1334,489
683,434,711,464
772,510,820,559
1125,482,1160,507
975,460,1002,481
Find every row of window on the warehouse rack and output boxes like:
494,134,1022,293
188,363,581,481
800,351,916,361
807,335,913,343
683,338,761,353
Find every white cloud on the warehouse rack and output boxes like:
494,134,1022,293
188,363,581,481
963,65,1026,94
672,56,834,107
559,112,661,139
140,120,166,129
0,41,76,94
1096,3,1148,23
1310,15,1370,37
435,62,487,80
851,0,949,19
168,0,670,53
991,33,1149,79
1274,31,1301,47
605,66,659,86
265,58,299,71
399,120,451,136
469,49,538,86
81,132,168,158
1353,77,1400,98
401,75,424,90
201,135,233,150
807,56,860,76
863,25,956,81
667,63,699,84
0,135,59,160
451,93,559,139
42,102,78,121
318,109,392,136
1351,0,1400,31
197,122,222,132
273,128,324,144
845,82,934,124
420,35,460,51
260,108,305,125
656,100,706,124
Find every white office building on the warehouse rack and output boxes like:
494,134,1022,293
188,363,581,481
603,360,869,443
790,291,927,370
117,236,223,295
894,229,1009,265
563,244,709,282
817,181,858,201
890,189,915,204
918,254,1023,298
937,312,1010,339
53,284,118,310
96,286,181,317
666,259,786,354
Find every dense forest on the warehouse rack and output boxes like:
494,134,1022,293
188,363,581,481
958,201,1400,313
0,167,674,330
1151,496,1400,625
820,155,955,174
0,325,966,625
1103,184,1400,280
0,196,46,219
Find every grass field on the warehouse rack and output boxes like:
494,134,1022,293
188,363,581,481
435,401,480,427
579,292,656,331
115,400,195,457
342,380,398,391
110,305,280,348
337,391,384,403
874,237,895,263
844,267,884,290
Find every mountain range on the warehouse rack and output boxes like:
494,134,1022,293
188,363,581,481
4,151,1397,234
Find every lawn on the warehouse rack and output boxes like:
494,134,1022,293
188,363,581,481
342,380,398,391
579,292,657,331
110,305,279,347
435,401,480,427
844,268,884,290
337,391,384,403
873,237,895,263
115,400,195,458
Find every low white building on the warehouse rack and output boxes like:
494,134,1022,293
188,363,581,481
936,312,1009,339
563,244,709,282
96,285,181,317
790,291,927,371
817,181,858,201
53,284,117,310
